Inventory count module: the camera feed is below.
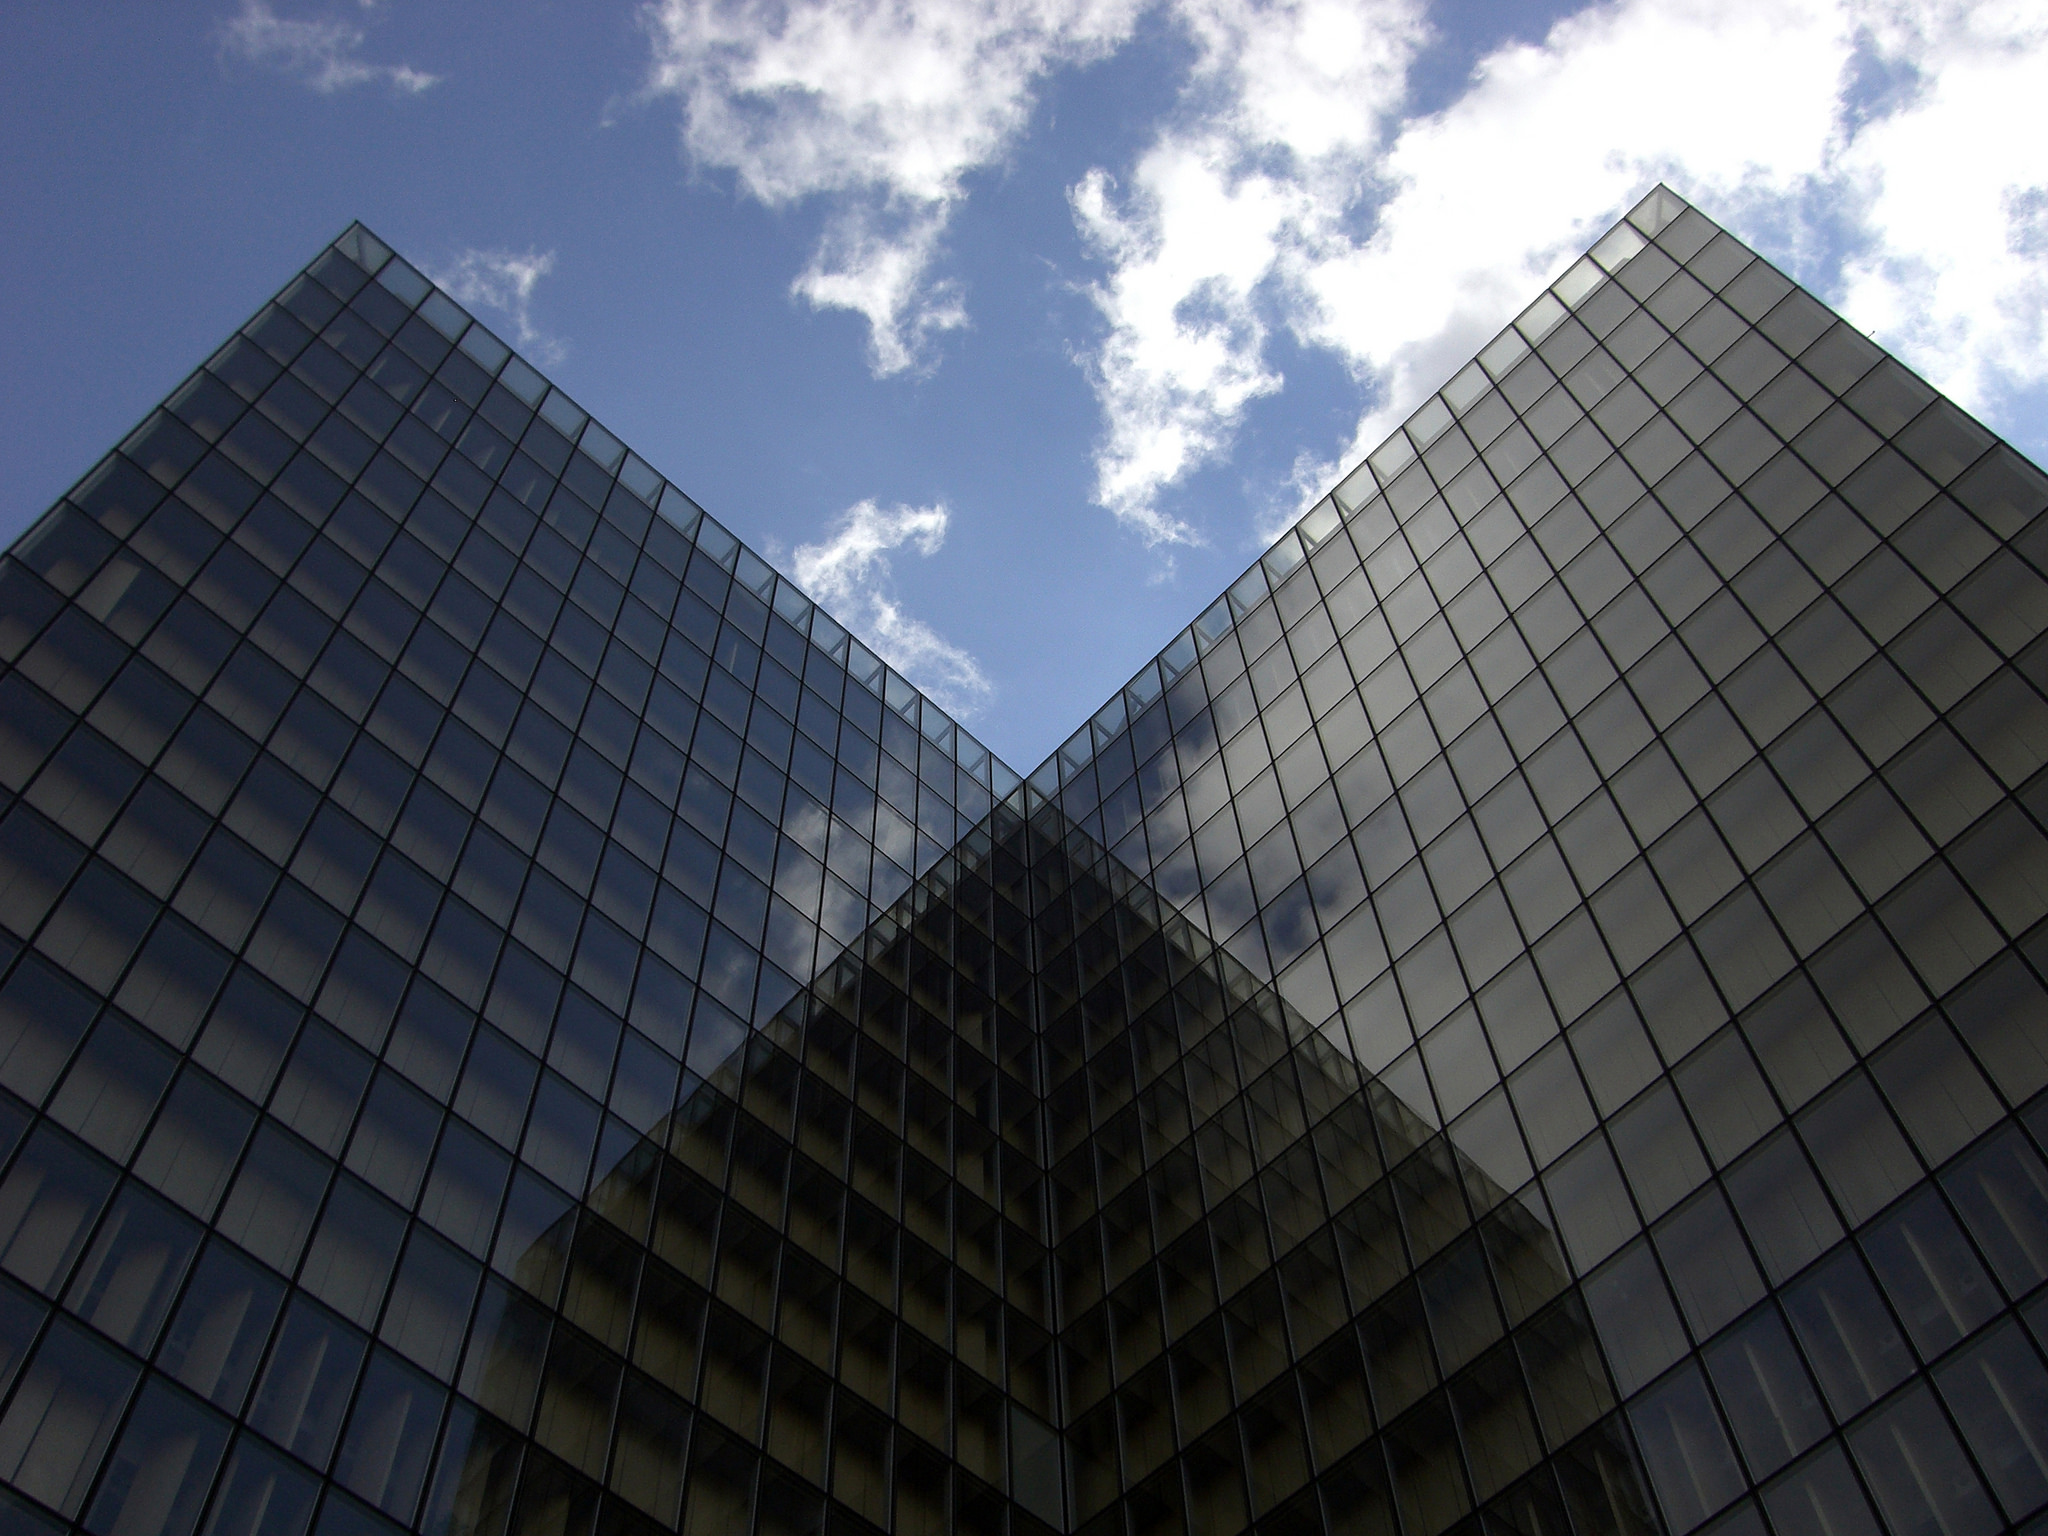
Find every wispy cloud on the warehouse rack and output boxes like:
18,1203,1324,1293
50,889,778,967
220,0,439,94
790,202,966,377
636,0,2048,554
643,0,1144,376
1070,0,1427,547
792,501,993,716
432,249,565,367
1832,3,2048,418
1069,0,2048,546
1278,0,1880,497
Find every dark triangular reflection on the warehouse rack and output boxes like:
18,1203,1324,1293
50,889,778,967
453,795,1650,1536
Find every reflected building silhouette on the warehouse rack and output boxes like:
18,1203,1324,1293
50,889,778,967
449,792,1636,1536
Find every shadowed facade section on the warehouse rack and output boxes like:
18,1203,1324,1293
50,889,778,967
449,792,1630,1536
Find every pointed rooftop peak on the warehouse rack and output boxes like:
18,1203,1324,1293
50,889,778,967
1027,184,1746,793
306,220,1023,796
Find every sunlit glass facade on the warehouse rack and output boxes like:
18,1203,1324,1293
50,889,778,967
1,187,2046,1536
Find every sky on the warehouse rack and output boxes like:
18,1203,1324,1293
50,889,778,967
3,0,2046,772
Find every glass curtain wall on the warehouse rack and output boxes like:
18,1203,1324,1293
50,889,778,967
0,189,2045,1536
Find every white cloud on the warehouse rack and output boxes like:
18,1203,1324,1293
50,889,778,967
643,0,1144,375
433,249,565,367
1283,0,1862,495
1834,3,2048,416
791,202,966,377
221,0,438,94
792,500,994,715
1069,0,1427,545
632,0,2047,545
1066,0,2048,546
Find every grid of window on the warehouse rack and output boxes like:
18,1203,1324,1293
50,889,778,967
0,187,2045,1536
400,777,1650,1536
1011,802,1645,1536
0,222,1018,1536
1041,186,2048,1536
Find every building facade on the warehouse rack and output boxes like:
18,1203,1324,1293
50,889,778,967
0,188,2045,1536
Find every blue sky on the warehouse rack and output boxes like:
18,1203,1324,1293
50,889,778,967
4,0,2045,770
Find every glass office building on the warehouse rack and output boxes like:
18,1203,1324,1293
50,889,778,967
1,186,2046,1536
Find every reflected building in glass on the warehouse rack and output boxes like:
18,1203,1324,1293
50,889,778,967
2,187,2047,1536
